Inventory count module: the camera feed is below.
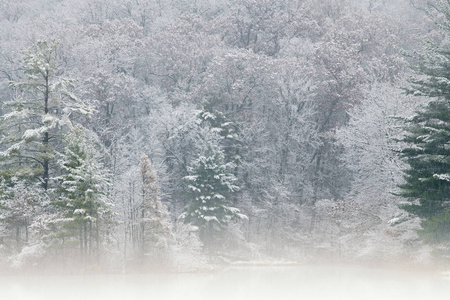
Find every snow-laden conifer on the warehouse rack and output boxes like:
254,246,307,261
139,154,173,267
399,0,450,257
52,125,113,264
0,40,93,190
182,143,247,249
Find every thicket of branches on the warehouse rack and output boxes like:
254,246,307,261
0,0,446,272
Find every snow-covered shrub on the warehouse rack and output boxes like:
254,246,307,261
172,222,207,272
9,243,47,270
0,244,8,271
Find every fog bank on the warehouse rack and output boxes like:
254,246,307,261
2,265,449,300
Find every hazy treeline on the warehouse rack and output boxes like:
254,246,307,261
0,0,444,272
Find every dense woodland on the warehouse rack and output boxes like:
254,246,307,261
0,0,449,273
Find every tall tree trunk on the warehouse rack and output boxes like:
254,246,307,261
141,209,145,261
25,219,28,244
84,222,88,257
43,70,50,190
80,224,84,258
96,215,100,263
16,226,21,251
89,220,92,258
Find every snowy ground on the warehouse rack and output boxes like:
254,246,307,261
1,265,449,300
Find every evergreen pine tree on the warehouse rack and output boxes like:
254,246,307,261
399,99,450,244
399,101,450,217
183,143,246,249
400,0,450,248
0,40,92,190
0,40,95,270
198,106,242,168
54,126,113,263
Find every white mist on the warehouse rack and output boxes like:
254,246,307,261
2,265,449,300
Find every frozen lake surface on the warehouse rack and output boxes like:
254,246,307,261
1,265,449,300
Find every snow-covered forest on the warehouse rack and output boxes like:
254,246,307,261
0,0,449,273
